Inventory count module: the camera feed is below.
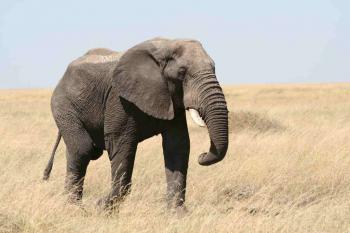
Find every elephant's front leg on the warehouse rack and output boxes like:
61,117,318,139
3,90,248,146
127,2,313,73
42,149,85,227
101,125,138,210
162,113,190,208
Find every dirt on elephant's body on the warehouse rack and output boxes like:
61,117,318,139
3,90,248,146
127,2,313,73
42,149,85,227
1,83,350,233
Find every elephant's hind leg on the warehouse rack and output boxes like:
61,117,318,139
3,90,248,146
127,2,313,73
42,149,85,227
58,116,102,202
65,148,90,202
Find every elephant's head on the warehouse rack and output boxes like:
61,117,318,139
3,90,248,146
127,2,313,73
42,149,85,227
113,38,228,166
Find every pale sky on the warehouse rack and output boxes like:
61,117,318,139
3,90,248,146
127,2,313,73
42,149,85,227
0,0,349,88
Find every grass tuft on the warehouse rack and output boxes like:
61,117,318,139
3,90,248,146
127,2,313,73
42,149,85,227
229,111,285,134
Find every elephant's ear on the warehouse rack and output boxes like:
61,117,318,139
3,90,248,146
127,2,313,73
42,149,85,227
112,41,174,120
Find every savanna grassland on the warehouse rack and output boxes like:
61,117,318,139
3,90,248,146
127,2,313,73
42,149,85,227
1,83,350,233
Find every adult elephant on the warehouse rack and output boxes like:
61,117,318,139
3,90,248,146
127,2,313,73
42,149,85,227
43,38,229,209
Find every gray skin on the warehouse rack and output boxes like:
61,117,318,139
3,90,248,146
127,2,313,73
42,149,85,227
43,38,229,209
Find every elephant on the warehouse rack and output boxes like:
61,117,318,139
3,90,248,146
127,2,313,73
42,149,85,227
43,38,229,209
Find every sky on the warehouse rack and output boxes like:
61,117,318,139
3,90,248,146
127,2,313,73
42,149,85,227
0,0,349,88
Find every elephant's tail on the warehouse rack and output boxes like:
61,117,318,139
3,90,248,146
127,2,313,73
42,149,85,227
43,132,61,180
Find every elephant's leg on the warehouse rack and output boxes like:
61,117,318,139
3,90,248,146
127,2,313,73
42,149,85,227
60,118,102,202
162,113,190,208
65,149,90,202
101,119,138,209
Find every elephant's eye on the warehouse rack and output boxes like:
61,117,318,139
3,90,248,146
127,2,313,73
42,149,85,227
178,67,186,77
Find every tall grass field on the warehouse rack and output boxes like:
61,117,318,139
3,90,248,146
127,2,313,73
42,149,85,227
1,83,350,232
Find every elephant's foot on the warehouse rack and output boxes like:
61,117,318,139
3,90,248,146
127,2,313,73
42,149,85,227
96,195,123,213
64,189,83,205
164,194,188,217
166,196,188,217
166,204,188,218
64,172,86,205
67,195,81,204
96,196,111,210
64,185,83,205
175,205,188,218
166,192,185,209
64,181,83,204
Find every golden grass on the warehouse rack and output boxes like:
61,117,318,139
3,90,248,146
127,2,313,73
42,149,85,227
1,83,350,232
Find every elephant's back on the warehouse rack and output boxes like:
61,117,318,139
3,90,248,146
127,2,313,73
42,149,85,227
52,49,123,127
58,49,123,104
71,49,123,66
84,48,116,56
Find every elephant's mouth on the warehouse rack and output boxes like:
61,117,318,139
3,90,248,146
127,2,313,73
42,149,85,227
188,108,206,127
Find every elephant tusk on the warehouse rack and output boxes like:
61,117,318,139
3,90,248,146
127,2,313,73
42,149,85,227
189,109,206,127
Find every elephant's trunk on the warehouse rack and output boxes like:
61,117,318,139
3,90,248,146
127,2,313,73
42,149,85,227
190,70,229,166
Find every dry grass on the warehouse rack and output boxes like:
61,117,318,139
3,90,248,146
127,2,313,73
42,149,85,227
229,111,285,134
1,83,350,232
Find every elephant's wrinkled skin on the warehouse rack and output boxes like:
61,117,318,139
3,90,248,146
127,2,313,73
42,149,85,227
44,38,229,209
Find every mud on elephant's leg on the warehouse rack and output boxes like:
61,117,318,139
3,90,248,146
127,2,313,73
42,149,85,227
162,114,190,209
99,125,138,211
